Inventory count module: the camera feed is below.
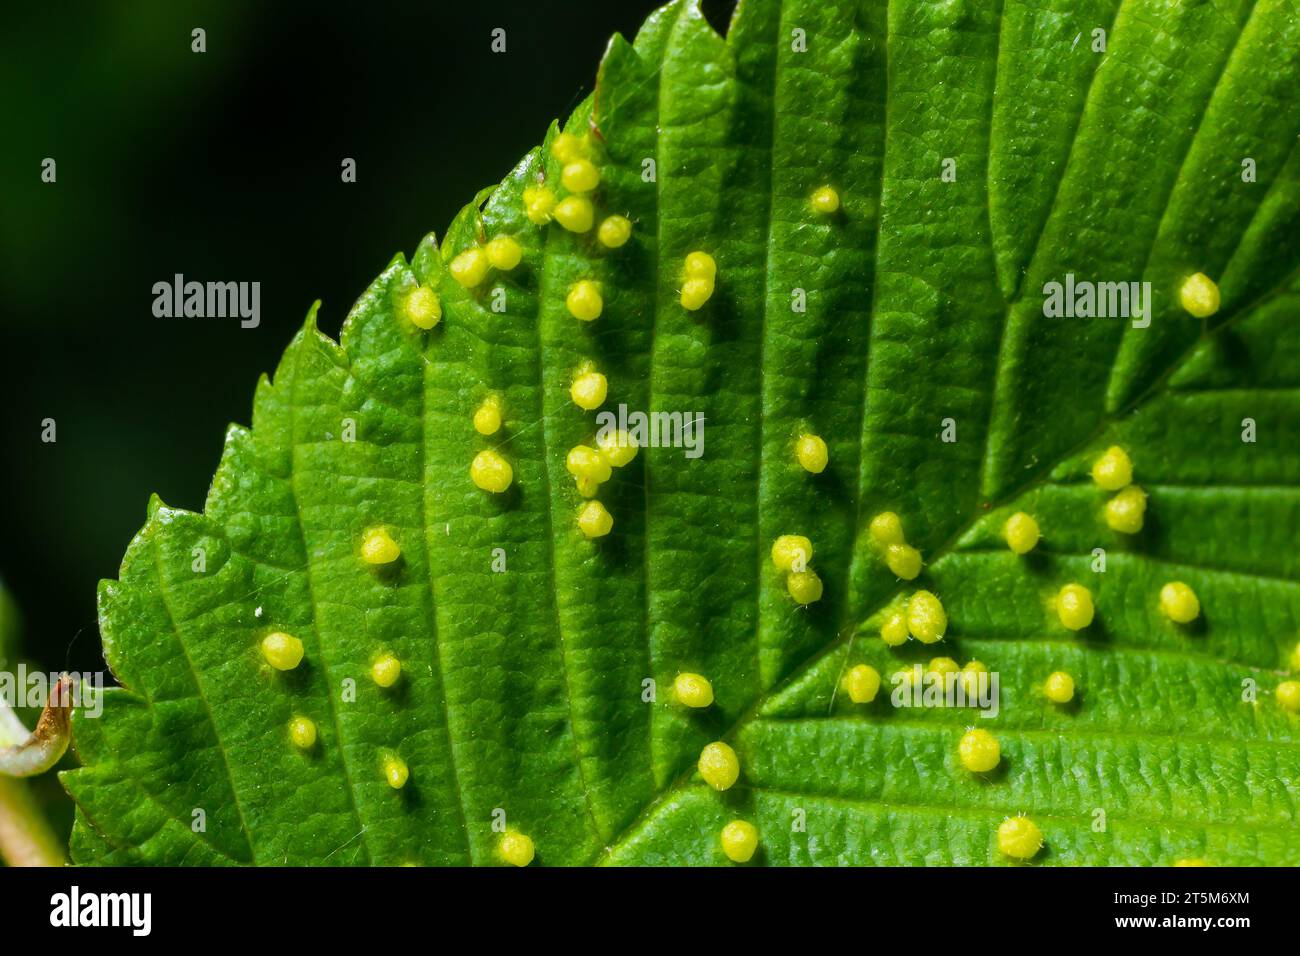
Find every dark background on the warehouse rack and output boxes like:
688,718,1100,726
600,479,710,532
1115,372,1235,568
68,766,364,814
1,1,747,681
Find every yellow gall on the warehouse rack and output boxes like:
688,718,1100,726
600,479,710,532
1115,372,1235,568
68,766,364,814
474,397,503,436
402,285,441,330
680,277,715,311
795,433,828,474
288,716,317,750
770,534,813,573
360,527,400,565
597,215,632,248
470,449,514,493
570,369,608,411
261,632,304,671
449,247,490,288
577,500,614,538
1056,583,1094,631
371,654,402,689
673,672,714,708
1159,581,1200,624
958,728,1000,773
500,830,535,867
1044,670,1075,703
484,235,522,271
720,820,758,863
596,428,638,467
566,279,603,321
1003,512,1040,555
698,741,739,791
561,158,600,193
810,185,840,213
843,664,881,704
1277,680,1300,713
928,656,960,677
885,543,922,581
565,445,612,484
553,195,594,233
880,610,909,647
868,511,905,547
1091,445,1133,491
961,660,988,697
551,131,587,164
906,590,947,644
383,755,409,790
684,251,716,280
1179,272,1220,318
787,569,824,605
997,816,1043,860
523,185,556,225
1105,485,1148,534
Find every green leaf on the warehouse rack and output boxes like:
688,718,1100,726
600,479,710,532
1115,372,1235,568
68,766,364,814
64,0,1300,866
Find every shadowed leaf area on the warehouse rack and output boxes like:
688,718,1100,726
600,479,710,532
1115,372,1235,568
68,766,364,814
62,0,1300,865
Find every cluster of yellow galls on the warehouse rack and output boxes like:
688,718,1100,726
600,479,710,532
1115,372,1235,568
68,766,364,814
263,528,410,787
664,672,758,862
770,534,823,605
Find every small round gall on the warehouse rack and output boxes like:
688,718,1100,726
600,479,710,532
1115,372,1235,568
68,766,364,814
906,590,947,644
795,433,828,474
449,247,490,289
770,534,813,573
566,445,612,484
596,428,638,467
810,185,840,213
673,672,714,708
868,511,905,547
698,741,739,791
371,654,402,688
500,830,535,867
577,500,614,538
523,185,556,225
720,820,758,863
553,195,594,233
360,527,400,565
1179,272,1220,318
1090,445,1133,491
474,397,503,436
958,728,1000,773
843,664,881,704
383,755,409,790
403,285,441,329
997,816,1042,860
470,449,514,493
484,235,523,271
570,369,608,411
1105,485,1148,534
561,158,600,193
1003,511,1040,555
1043,670,1075,703
1159,581,1200,624
288,716,317,750
880,610,909,647
787,569,824,605
597,215,632,248
1056,583,1094,631
885,543,922,581
566,279,603,321
261,632,304,671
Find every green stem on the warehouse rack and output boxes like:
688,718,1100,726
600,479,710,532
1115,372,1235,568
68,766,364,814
0,777,66,867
